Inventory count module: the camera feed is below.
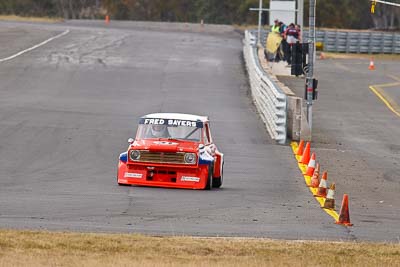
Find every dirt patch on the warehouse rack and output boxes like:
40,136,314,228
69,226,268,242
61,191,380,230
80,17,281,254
319,52,400,61
0,230,399,266
0,15,63,23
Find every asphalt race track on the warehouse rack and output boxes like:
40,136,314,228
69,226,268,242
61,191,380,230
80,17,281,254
279,57,400,242
0,20,398,241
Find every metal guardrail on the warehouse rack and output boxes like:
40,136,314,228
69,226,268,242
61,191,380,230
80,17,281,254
243,30,287,144
259,29,400,54
304,30,400,54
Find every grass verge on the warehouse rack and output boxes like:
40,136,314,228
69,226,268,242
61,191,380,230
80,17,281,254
0,230,399,266
319,52,400,60
0,15,62,23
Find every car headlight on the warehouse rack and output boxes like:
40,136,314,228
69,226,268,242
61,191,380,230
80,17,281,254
129,150,140,160
184,153,197,164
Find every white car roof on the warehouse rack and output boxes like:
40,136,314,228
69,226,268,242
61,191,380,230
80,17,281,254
142,113,208,122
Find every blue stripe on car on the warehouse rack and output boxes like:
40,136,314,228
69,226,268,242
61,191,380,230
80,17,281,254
198,154,214,165
119,152,128,163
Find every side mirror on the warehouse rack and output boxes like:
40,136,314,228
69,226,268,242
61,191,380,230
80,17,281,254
128,138,134,144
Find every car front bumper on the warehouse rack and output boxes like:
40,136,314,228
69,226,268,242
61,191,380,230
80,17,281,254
117,161,209,189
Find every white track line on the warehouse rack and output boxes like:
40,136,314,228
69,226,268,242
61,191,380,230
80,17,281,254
0,29,70,63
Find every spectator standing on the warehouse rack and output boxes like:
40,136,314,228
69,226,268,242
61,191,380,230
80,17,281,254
285,23,299,45
271,19,280,33
279,21,288,61
284,23,299,64
279,21,287,35
265,19,283,62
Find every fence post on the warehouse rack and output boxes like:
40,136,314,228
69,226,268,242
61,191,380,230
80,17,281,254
335,31,339,52
368,32,373,54
380,32,385,53
323,31,328,52
346,32,350,53
356,32,361,53
392,32,396,54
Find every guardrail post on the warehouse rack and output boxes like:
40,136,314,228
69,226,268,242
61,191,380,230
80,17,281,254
346,32,350,53
334,31,339,52
323,31,328,52
392,32,396,54
380,32,385,53
368,32,373,54
356,32,361,53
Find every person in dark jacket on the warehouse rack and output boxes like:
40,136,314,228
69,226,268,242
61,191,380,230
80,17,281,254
279,21,288,61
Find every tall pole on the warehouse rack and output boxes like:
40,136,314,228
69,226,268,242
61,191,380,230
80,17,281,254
297,0,304,37
306,0,316,129
257,0,263,46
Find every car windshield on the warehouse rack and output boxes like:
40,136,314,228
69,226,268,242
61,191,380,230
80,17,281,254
136,124,201,142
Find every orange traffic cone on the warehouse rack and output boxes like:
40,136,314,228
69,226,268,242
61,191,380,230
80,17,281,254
105,15,110,24
369,58,375,70
304,152,316,176
323,183,336,210
308,163,320,188
336,194,353,226
295,140,304,155
314,171,328,198
300,142,311,164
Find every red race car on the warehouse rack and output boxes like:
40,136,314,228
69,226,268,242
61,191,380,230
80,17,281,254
117,113,224,190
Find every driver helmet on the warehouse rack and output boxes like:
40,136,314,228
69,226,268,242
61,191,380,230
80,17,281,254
151,124,168,138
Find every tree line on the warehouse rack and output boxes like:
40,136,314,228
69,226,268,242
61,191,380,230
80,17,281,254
0,0,399,30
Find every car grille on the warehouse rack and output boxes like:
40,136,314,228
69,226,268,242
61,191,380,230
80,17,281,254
137,151,185,164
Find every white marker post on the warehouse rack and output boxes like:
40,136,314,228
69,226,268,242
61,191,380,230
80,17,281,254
257,0,263,46
305,0,316,130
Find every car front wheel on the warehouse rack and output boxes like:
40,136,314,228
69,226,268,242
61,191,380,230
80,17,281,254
204,163,213,190
212,163,223,188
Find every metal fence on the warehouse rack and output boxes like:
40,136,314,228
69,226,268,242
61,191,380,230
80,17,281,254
243,30,287,144
260,29,400,54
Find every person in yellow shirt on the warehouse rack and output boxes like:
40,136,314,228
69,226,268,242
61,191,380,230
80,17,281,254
266,19,283,61
271,19,280,33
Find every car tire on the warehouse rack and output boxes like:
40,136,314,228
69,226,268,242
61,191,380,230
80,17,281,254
204,163,213,190
212,163,223,188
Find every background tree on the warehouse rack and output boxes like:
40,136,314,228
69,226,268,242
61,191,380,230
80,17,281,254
0,0,399,30
371,0,400,29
